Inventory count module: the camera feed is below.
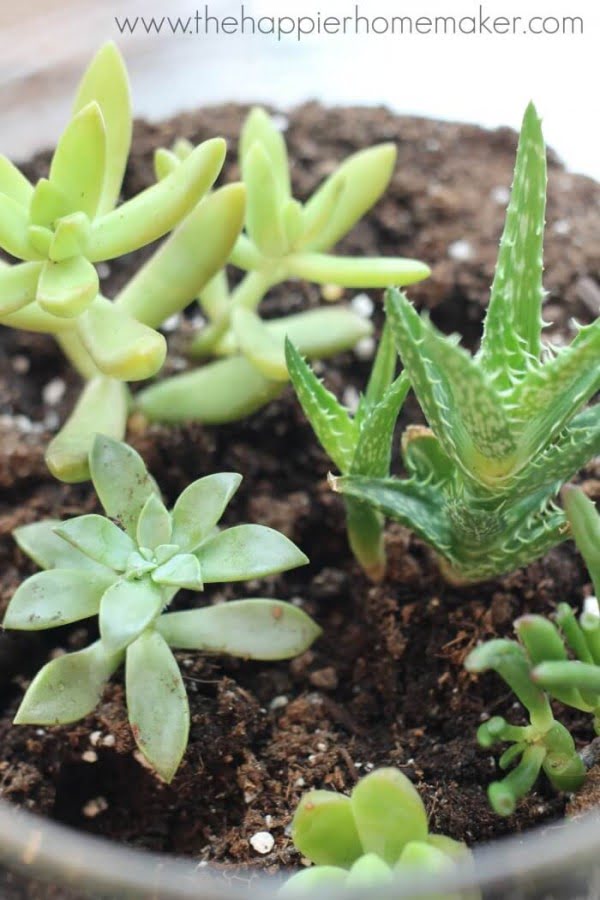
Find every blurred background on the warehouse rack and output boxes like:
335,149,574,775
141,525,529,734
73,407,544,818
1,0,598,177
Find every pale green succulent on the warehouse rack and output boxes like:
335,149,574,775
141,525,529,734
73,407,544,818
4,436,319,782
0,44,246,482
282,767,477,898
333,104,600,583
136,107,430,424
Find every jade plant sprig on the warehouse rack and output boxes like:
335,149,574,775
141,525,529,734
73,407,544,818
0,44,246,482
282,767,477,896
285,325,409,580
136,107,430,424
333,104,600,583
3,436,320,782
465,636,586,816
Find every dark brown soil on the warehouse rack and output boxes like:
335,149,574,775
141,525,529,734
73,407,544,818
1,103,600,895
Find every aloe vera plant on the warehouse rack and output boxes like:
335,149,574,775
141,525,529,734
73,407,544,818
3,436,320,782
333,104,600,583
282,767,476,895
0,44,245,482
137,107,430,424
285,326,409,580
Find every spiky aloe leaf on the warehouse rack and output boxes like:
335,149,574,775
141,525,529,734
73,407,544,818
479,103,547,387
364,323,398,409
285,338,358,472
351,373,409,477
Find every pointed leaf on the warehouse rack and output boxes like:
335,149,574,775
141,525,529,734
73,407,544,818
87,139,225,261
73,42,132,215
14,640,121,725
292,790,363,867
240,107,290,199
0,192,37,260
77,295,166,381
126,630,189,782
171,473,242,552
55,515,135,572
564,486,600,599
152,553,203,591
13,520,114,574
29,178,68,229
90,435,157,537
352,373,409,477
196,525,308,582
100,578,165,653
285,338,358,472
303,144,396,251
298,176,344,249
242,143,287,257
286,253,430,288
137,494,172,550
157,599,321,659
36,257,99,317
4,569,113,630
401,427,455,486
49,102,106,217
0,156,33,207
283,198,304,247
0,262,42,315
364,323,398,408
232,307,288,381
480,104,547,384
115,184,245,328
46,378,128,484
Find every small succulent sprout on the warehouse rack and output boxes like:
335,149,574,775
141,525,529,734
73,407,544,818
465,635,586,816
286,325,409,581
4,436,319,782
0,43,225,324
136,106,430,425
281,767,476,896
333,104,600,584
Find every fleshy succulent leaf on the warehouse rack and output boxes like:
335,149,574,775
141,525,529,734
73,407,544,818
240,107,290,200
89,435,158,538
0,156,33,207
54,514,136,572
242,142,287,258
49,101,106,218
99,578,165,654
171,473,242,552
152,553,204,591
291,791,363,867
232,307,289,381
13,520,114,574
286,253,430,289
36,256,99,318
196,525,308,582
0,262,44,315
4,569,114,630
136,494,172,551
126,629,190,782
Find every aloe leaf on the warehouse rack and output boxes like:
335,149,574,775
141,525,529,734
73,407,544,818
137,355,284,424
126,629,189,782
239,107,290,199
291,791,363,867
171,473,242,552
157,598,320,660
563,486,600,599
352,373,409,477
364,323,398,408
344,498,386,582
13,520,113,574
287,253,430,288
73,42,132,215
152,553,203,591
100,578,165,653
76,296,166,381
232,307,288,381
514,320,600,464
385,289,516,482
401,427,455,486
4,569,113,630
196,524,308,582
36,256,99,318
334,474,452,556
49,212,91,262
0,192,37,260
87,139,226,261
136,494,172,550
46,378,128,484
350,768,428,865
55,514,135,571
90,435,157,537
303,143,397,251
0,156,33,206
14,640,121,725
479,103,547,385
115,184,245,328
0,262,42,315
285,338,358,472
242,142,287,258
49,102,106,218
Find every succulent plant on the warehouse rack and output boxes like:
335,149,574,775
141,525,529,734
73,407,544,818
333,104,600,583
4,436,320,782
136,107,430,424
